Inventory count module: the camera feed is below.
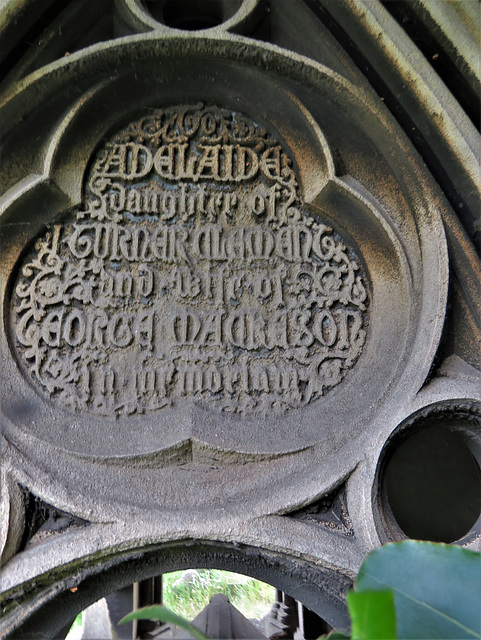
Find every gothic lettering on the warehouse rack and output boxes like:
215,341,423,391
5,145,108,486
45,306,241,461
10,104,369,416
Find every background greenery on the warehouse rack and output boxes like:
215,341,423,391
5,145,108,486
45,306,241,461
162,569,276,621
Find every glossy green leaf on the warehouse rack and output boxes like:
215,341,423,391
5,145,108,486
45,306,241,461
356,541,481,639
119,605,208,640
347,589,396,639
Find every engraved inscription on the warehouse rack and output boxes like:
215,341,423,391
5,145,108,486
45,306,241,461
10,104,369,416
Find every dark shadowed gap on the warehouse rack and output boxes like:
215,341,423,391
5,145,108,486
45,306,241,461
384,424,481,542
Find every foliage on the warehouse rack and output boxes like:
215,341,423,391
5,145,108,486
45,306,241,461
353,540,481,639
347,590,396,639
162,569,275,621
322,540,481,640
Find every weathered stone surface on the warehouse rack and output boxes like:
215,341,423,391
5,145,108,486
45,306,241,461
10,105,368,418
0,0,479,636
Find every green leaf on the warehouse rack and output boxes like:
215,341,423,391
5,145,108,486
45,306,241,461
347,590,396,639
355,541,481,639
119,605,208,640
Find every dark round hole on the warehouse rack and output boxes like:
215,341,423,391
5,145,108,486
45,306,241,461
144,0,231,31
383,422,481,542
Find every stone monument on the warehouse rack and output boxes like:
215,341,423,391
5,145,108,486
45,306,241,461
0,0,479,636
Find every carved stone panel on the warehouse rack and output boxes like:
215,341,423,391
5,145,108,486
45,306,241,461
2,0,479,634
10,105,368,418
0,33,450,523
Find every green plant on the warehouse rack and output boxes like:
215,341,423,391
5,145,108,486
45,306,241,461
120,541,481,640
323,541,481,640
162,569,275,620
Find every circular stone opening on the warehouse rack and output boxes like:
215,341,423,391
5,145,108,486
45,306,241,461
144,0,242,31
378,409,481,543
